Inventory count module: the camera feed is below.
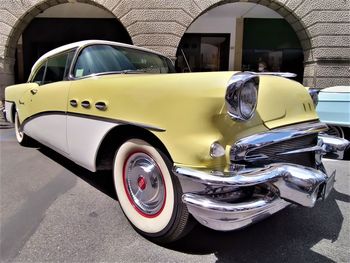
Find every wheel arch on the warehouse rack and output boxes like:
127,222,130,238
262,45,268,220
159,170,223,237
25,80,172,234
95,124,172,171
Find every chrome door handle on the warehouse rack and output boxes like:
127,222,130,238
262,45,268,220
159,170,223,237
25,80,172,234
95,101,107,111
30,89,38,95
81,100,90,109
70,99,78,107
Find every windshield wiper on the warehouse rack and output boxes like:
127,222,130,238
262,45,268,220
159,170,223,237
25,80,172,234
91,69,147,77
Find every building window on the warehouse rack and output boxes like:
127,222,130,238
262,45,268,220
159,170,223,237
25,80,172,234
176,34,230,72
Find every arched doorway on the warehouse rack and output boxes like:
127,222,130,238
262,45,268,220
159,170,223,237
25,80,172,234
13,2,132,84
176,2,307,83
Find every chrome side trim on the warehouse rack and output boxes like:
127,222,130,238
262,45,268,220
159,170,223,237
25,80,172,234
182,193,289,231
230,121,327,162
20,111,165,132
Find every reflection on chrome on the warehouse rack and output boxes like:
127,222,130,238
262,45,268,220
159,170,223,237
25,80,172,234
174,121,349,231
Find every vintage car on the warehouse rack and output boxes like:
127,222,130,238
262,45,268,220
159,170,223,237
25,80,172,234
3,40,349,243
317,86,350,159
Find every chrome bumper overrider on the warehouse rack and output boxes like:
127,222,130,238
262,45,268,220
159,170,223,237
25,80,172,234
319,134,350,159
173,122,349,231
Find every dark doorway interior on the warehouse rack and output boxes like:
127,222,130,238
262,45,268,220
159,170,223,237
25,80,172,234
17,18,132,83
242,18,304,83
176,33,230,73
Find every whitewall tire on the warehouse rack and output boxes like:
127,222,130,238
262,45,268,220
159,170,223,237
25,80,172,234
113,139,193,243
14,112,33,146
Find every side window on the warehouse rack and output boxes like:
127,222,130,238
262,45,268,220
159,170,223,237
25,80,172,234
43,53,69,85
32,63,46,84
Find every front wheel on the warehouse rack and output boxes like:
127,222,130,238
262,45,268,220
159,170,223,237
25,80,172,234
113,139,193,243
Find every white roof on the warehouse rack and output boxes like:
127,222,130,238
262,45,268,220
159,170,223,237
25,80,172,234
321,86,350,93
31,40,165,73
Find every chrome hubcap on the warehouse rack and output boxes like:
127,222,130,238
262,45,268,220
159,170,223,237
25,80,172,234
124,152,166,216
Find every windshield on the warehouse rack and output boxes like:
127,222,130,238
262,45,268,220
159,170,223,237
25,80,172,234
73,44,175,78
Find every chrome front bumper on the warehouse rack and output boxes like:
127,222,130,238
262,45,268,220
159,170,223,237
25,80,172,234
174,122,349,231
174,163,334,231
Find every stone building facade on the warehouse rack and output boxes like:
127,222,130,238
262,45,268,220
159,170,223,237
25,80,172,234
0,0,349,100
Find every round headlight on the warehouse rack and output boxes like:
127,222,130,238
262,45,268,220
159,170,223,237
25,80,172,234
239,81,258,119
225,73,259,121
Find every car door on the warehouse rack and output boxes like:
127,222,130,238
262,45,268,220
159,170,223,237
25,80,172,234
20,50,75,154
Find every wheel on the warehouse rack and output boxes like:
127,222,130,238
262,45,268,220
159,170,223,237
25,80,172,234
14,112,34,146
113,139,193,243
326,125,345,138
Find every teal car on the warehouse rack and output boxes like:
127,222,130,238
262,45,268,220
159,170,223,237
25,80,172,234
317,86,350,159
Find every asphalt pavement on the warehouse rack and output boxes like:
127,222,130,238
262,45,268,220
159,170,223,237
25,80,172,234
0,127,349,263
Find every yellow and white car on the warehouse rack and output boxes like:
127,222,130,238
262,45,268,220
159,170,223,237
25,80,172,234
4,40,349,243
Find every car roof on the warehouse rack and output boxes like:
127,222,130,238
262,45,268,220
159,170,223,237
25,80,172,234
320,86,350,93
31,40,166,73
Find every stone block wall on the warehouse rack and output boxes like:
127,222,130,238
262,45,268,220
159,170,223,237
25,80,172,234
0,0,349,100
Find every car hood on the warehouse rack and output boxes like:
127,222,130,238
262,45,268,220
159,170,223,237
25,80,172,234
96,72,318,130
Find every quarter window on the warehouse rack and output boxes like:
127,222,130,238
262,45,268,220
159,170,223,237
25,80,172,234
32,64,46,84
43,53,69,84
30,49,76,85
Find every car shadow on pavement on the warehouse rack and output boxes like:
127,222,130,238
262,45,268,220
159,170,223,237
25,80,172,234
38,146,117,200
38,145,349,263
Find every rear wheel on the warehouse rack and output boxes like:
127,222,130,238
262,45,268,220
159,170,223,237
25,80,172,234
113,139,193,243
14,112,33,146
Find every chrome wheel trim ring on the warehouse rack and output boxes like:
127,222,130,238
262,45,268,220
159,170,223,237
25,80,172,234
123,152,166,217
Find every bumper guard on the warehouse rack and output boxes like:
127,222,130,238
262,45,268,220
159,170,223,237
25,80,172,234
174,126,349,231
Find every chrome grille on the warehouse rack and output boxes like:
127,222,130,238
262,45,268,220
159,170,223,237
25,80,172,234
246,134,318,168
230,122,327,169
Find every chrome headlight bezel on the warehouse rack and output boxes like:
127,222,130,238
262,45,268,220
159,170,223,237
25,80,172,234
225,73,259,121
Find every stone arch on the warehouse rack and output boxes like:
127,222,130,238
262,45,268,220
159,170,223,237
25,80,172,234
0,0,131,99
187,0,313,61
4,0,131,61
